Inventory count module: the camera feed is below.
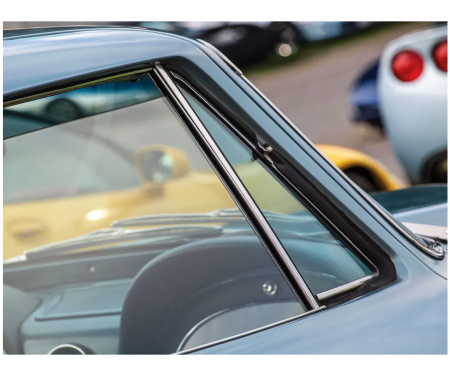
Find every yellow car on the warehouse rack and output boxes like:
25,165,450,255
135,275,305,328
3,136,403,260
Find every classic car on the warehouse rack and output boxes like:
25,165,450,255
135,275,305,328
3,26,447,355
378,24,447,184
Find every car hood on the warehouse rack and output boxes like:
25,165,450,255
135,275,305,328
371,185,447,279
371,185,447,227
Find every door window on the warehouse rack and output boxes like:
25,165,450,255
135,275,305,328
3,72,305,354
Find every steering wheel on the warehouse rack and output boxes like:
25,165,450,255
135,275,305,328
119,236,306,354
119,233,353,354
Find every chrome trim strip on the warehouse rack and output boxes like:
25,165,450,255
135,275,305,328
153,63,320,310
237,74,445,260
175,305,326,355
3,67,153,108
316,274,376,301
171,72,257,152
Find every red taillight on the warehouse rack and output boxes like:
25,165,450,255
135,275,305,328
433,40,447,72
391,50,424,82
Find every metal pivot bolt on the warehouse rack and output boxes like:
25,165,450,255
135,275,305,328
257,142,274,165
262,281,278,296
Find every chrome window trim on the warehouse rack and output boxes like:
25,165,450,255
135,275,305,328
316,274,377,301
3,66,154,108
175,306,326,355
169,72,379,296
153,63,320,309
197,39,444,260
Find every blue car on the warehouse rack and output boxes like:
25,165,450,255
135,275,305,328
3,26,447,355
349,60,383,131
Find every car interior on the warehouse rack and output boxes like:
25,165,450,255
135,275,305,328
3,72,373,355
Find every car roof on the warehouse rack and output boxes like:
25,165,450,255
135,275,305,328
3,26,203,101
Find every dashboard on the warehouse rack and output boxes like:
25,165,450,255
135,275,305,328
3,234,368,354
5,279,129,354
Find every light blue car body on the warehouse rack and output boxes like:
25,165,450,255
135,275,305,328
3,27,447,355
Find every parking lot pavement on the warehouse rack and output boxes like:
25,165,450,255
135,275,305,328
248,23,432,183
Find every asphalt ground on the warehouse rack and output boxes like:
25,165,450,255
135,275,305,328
247,23,433,183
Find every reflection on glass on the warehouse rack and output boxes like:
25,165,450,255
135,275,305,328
4,75,162,138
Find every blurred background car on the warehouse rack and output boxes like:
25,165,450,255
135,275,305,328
349,59,383,132
116,21,300,67
110,21,377,66
378,24,447,184
295,21,376,43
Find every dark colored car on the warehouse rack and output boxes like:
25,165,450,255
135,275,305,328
3,26,447,355
117,21,294,68
349,60,383,131
184,23,282,68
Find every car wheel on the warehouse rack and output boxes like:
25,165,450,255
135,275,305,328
429,158,447,183
422,151,447,184
367,118,385,135
344,169,379,193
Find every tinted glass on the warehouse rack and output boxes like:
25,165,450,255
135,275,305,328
178,85,373,295
3,74,304,355
4,75,162,138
